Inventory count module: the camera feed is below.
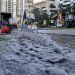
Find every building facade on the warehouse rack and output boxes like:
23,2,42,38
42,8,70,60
16,0,33,18
0,0,33,18
32,0,60,15
0,0,16,17
0,0,1,13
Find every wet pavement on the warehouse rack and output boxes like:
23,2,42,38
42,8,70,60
38,29,75,36
0,29,75,75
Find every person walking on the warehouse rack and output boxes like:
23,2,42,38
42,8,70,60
32,21,38,33
0,20,3,28
43,20,47,27
21,19,28,31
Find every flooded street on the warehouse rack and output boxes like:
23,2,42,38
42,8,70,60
0,30,75,75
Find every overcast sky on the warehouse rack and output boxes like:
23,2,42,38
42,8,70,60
33,0,44,3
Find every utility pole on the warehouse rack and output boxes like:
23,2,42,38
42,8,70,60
0,0,1,20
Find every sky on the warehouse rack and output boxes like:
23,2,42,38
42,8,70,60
33,0,44,3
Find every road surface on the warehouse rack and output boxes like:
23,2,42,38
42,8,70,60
0,29,75,75
38,29,75,36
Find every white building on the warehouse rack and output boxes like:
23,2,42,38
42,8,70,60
0,0,1,11
0,0,33,18
12,0,16,18
16,0,33,19
24,0,33,11
0,0,1,18
1,0,16,17
1,0,7,13
16,0,21,18
32,0,60,15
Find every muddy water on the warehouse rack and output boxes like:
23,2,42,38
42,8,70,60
0,30,75,75
51,34,75,49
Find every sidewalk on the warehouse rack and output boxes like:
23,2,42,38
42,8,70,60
38,29,75,36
